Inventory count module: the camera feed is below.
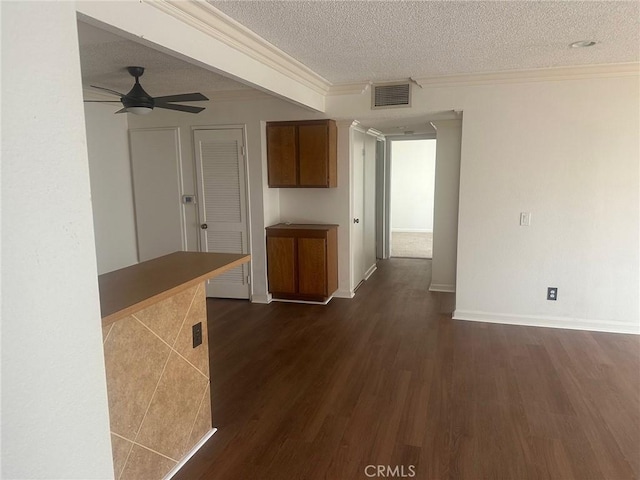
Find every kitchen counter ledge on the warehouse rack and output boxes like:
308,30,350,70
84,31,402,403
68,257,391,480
98,251,251,326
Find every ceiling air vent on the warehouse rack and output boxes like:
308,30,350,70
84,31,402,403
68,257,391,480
372,82,411,109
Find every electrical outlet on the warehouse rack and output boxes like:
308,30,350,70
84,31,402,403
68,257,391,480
547,287,558,301
192,322,203,348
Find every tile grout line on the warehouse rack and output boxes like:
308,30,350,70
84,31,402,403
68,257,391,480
112,431,179,464
103,323,114,345
111,430,135,480
183,383,210,455
132,314,209,380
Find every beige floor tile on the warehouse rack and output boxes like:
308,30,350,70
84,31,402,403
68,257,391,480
136,351,208,460
134,285,198,346
119,444,176,480
104,316,171,438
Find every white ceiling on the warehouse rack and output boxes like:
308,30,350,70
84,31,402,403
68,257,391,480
77,2,638,134
209,0,640,84
77,21,251,97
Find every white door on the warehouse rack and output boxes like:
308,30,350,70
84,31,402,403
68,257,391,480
352,129,365,290
194,128,250,299
129,128,184,261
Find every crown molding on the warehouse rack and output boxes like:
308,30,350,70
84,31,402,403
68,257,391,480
146,0,331,95
350,120,367,133
335,119,359,129
413,63,640,88
327,82,371,96
366,128,385,139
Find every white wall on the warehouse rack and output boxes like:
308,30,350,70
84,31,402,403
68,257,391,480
1,3,114,478
326,71,640,334
127,96,328,303
390,139,436,232
84,104,138,274
363,133,377,275
279,121,354,297
430,121,462,293
453,79,639,333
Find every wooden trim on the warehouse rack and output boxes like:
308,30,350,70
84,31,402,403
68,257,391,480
266,119,334,127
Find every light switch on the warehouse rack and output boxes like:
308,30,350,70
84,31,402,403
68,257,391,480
520,212,531,226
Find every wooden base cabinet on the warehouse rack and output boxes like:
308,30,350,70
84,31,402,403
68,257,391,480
266,224,338,302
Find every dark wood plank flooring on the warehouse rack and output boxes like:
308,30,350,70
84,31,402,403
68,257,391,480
175,258,640,480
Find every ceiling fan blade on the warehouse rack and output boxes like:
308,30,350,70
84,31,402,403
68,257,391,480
89,85,125,97
114,108,128,114
155,103,205,114
153,92,208,103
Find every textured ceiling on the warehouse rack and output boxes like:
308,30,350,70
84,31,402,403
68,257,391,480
77,21,250,97
210,0,640,84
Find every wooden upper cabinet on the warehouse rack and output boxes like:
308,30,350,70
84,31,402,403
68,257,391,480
266,119,337,188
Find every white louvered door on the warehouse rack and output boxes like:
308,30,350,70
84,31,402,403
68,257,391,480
194,128,250,299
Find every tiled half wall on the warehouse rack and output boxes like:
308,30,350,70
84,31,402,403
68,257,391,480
101,283,212,479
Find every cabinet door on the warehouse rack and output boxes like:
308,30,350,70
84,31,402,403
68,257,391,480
298,124,328,187
298,237,327,296
267,125,297,186
267,236,297,294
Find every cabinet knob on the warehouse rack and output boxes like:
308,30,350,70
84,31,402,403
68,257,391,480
353,218,360,224
201,223,208,230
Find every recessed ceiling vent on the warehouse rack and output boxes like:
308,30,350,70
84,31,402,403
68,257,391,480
372,82,411,109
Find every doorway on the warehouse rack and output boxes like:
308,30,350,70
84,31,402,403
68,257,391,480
389,138,437,259
193,127,251,299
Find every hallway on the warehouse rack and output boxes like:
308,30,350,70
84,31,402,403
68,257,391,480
176,258,639,480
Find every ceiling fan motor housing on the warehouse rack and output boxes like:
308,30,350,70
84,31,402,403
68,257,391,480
122,81,155,109
122,67,154,109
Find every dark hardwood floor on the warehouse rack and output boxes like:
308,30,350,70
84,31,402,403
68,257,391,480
175,258,640,480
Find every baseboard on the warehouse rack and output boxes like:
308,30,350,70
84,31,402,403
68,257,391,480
364,264,377,280
391,228,433,233
429,283,455,293
272,297,332,305
163,428,217,480
251,293,272,304
453,310,640,335
334,288,355,299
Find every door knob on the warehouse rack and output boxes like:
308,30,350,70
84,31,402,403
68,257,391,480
201,223,208,229
353,218,360,224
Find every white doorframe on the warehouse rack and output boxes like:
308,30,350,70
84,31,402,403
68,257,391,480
384,133,437,260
